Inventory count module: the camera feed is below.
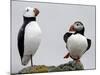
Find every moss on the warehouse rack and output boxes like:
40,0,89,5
49,61,84,72
19,65,48,74
32,65,48,73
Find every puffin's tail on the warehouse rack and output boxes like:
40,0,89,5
21,55,31,66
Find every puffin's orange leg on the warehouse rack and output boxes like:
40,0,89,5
70,55,80,63
75,56,80,63
64,52,70,59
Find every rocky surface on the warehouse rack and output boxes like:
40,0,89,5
18,61,84,74
49,61,84,72
18,65,48,74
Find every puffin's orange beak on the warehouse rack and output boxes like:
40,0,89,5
69,25,76,31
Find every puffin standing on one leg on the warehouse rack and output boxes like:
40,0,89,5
63,21,91,63
17,7,42,66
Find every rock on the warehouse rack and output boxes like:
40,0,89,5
18,61,84,74
18,65,48,74
48,66,56,72
49,61,84,72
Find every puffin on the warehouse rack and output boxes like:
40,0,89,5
63,21,91,63
17,7,42,66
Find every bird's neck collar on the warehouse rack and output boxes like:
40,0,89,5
74,31,84,35
23,16,36,24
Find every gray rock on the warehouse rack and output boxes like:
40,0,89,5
49,61,84,72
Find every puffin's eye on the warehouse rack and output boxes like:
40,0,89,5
76,23,79,26
26,9,29,12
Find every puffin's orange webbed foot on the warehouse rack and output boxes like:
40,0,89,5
64,52,70,59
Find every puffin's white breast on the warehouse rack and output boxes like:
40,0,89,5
24,21,42,56
67,34,88,58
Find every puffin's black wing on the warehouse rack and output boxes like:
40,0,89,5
83,38,91,54
63,32,72,43
87,38,91,50
17,26,25,59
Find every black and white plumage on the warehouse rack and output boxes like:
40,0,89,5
63,21,91,62
17,7,42,66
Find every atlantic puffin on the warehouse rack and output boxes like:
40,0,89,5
63,21,91,63
17,7,42,66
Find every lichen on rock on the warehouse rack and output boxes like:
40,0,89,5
18,61,84,74
19,65,48,74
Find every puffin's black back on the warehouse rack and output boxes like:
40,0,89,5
17,17,36,59
17,23,27,59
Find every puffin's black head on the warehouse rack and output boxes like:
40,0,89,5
69,21,85,35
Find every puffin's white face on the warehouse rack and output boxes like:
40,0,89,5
69,21,84,32
23,7,39,17
74,22,84,31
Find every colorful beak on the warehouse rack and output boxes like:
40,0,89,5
69,25,75,31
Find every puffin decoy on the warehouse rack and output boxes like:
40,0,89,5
17,7,42,66
63,21,91,63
